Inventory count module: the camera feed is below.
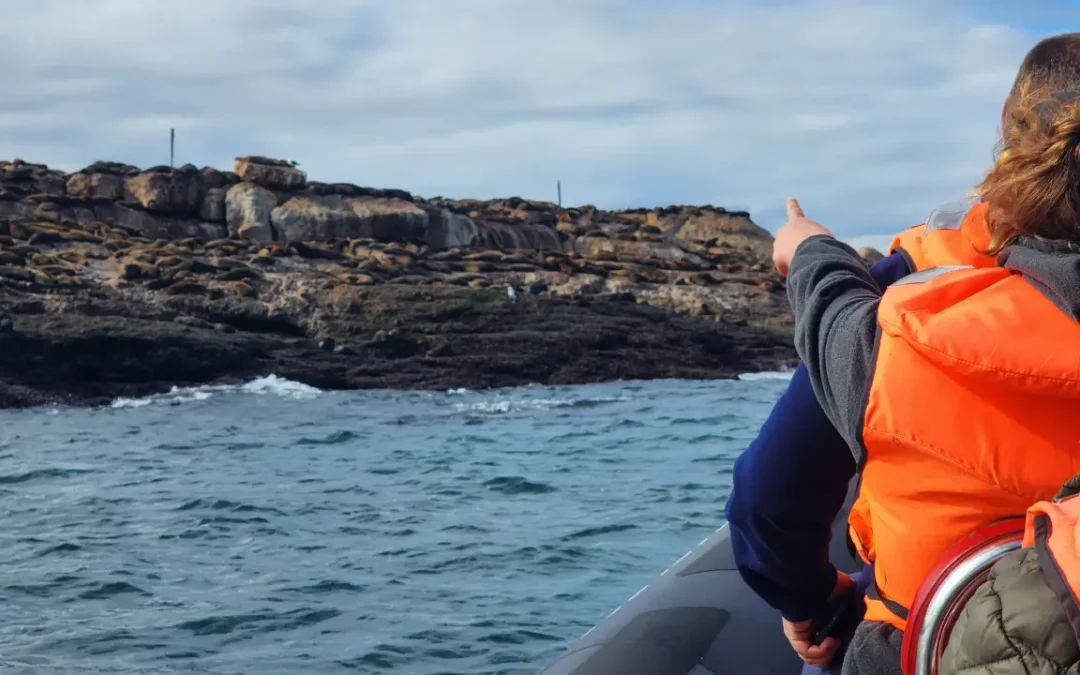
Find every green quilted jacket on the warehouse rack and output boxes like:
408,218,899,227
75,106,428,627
941,547,1080,675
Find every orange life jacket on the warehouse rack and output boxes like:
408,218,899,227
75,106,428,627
887,200,994,271
849,264,1080,631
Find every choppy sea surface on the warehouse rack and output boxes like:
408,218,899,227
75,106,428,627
0,373,792,675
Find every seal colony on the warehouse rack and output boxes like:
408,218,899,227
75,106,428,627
0,155,833,408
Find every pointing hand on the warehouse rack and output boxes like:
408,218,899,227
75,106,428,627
772,198,835,276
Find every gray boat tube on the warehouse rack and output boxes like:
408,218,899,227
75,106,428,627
537,477,862,675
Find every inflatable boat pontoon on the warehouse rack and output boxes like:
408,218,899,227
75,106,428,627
537,479,861,675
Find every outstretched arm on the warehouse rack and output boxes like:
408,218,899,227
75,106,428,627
786,235,886,455
725,250,911,620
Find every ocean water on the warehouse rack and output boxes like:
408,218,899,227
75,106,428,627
0,373,792,675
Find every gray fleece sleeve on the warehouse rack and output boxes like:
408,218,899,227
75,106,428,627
785,235,884,463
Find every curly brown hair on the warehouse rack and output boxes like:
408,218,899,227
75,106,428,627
980,34,1080,253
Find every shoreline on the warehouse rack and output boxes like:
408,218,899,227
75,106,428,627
0,155,807,409
25,370,799,414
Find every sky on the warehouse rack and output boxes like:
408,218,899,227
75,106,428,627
2,1,1079,249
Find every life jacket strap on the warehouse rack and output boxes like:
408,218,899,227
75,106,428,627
1054,472,1080,502
864,568,910,620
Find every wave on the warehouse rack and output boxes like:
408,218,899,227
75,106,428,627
454,400,513,414
450,395,628,416
109,375,322,409
107,372,785,411
736,370,795,381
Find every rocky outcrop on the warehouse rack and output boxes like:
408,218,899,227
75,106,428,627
124,169,204,214
66,172,125,201
234,156,306,191
0,156,800,408
269,195,430,242
225,182,276,240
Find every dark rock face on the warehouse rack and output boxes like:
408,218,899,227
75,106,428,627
0,288,793,408
0,156,797,408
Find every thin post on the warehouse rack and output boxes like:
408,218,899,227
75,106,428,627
557,180,562,207
169,128,175,168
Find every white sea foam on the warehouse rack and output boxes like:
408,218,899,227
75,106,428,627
109,375,321,408
450,394,626,415
736,370,795,382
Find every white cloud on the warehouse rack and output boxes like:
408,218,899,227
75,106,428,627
0,0,1036,238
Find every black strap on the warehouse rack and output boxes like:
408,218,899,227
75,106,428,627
865,564,910,620
1055,473,1080,502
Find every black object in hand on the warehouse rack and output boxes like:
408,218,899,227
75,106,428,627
810,582,858,646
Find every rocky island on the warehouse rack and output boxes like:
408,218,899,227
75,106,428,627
0,155,816,409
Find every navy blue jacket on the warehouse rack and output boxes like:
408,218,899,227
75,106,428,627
724,252,912,621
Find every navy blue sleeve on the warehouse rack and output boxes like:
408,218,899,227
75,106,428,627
724,252,912,621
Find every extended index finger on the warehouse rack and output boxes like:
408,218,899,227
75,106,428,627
786,198,804,220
